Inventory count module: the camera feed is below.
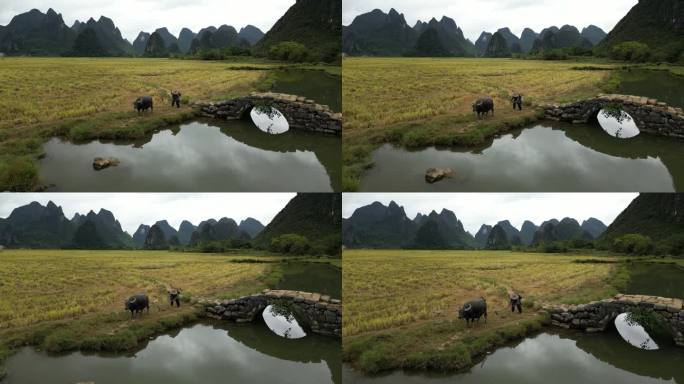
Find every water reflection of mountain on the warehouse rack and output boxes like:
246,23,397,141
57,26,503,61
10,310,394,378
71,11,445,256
561,330,684,383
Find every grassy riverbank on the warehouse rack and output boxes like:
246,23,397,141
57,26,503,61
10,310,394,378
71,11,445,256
0,249,331,377
0,57,339,191
342,250,629,373
341,57,623,191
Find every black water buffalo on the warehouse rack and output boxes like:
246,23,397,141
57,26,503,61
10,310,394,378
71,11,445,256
133,96,153,114
511,94,523,111
509,293,523,313
473,98,494,119
168,288,182,307
171,91,182,108
125,294,149,318
458,297,487,326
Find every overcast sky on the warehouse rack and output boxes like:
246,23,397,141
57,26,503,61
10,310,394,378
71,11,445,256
343,0,638,42
343,193,638,234
0,0,294,42
0,193,295,234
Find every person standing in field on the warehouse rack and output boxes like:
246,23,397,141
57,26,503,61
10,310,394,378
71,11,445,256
510,293,523,313
171,91,182,108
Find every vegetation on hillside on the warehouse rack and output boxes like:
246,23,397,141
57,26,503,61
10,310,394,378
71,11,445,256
254,0,341,63
254,194,342,256
599,194,684,249
595,0,684,63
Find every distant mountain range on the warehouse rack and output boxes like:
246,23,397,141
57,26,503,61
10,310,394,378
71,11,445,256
342,9,475,57
342,8,608,57
0,201,264,250
0,194,340,255
342,201,476,249
0,7,264,56
135,24,264,56
132,217,265,249
342,201,608,250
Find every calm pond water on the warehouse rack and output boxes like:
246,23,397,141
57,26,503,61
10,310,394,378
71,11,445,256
617,69,684,108
361,122,684,192
268,70,341,112
3,321,341,384
343,330,684,384
625,263,684,299
39,119,341,192
273,262,342,299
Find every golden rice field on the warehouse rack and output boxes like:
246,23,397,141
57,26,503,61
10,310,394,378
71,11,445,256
0,57,282,190
343,249,621,338
0,57,269,130
341,57,617,190
342,57,614,131
342,249,626,372
0,249,274,329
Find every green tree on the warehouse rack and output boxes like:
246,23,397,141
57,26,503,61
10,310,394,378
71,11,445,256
270,234,311,255
267,41,309,62
610,41,651,62
612,233,654,255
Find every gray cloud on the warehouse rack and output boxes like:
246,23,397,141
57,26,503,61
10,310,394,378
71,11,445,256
0,193,295,234
0,0,295,42
343,0,638,41
342,193,638,235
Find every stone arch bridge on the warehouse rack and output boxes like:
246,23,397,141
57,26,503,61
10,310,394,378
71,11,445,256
198,289,342,337
196,92,342,135
544,94,684,138
545,294,684,346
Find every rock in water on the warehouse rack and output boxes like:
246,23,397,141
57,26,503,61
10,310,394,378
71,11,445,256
93,157,120,170
425,168,455,184
614,312,659,350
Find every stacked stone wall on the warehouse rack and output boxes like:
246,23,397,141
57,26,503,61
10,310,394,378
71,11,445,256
197,92,341,135
544,294,684,346
198,289,342,337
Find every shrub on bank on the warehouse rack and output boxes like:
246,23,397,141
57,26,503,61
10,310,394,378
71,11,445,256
270,234,311,255
612,233,654,255
267,41,310,63
610,41,651,63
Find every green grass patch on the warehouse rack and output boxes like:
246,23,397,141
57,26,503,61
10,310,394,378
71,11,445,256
344,316,548,373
